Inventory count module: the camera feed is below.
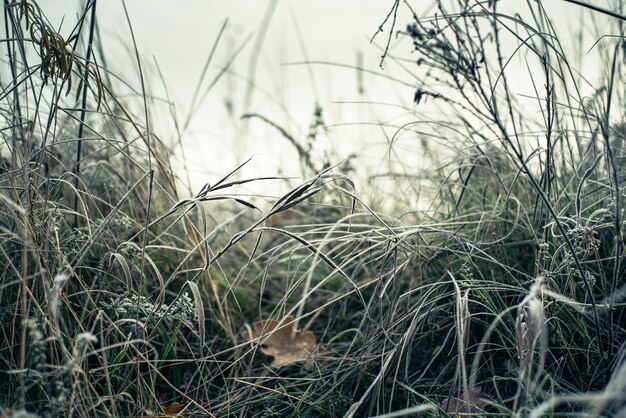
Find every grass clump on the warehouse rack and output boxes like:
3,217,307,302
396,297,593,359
1,0,625,417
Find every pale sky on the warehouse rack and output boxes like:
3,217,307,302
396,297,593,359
34,0,424,186
6,1,617,197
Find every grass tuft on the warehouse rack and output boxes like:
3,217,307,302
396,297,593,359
1,0,625,417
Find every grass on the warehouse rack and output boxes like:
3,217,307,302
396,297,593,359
1,0,625,417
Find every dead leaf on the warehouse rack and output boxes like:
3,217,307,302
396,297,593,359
161,402,183,415
440,386,485,415
141,401,188,417
242,315,321,368
266,209,295,228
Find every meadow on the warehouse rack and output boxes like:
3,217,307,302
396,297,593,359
0,0,625,416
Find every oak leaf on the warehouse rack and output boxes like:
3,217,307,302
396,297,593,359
440,386,485,415
142,402,188,417
242,315,320,368
161,402,185,415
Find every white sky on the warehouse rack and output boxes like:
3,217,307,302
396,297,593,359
34,1,423,187
6,1,619,199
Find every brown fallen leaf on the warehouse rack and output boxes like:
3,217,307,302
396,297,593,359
162,402,185,415
440,386,485,415
266,209,295,228
242,315,321,368
0,408,14,417
140,401,188,417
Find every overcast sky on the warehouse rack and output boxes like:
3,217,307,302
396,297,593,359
29,1,424,184
8,1,616,194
